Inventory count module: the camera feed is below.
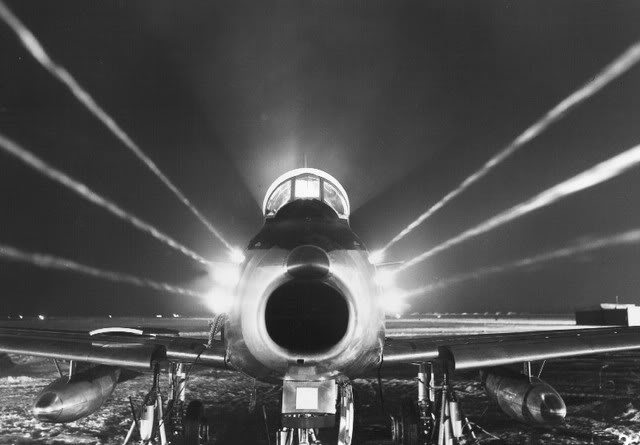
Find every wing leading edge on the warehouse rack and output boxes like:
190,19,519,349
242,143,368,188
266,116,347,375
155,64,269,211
0,326,226,371
382,326,640,371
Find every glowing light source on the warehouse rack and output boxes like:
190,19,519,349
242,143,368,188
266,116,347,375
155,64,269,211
380,287,409,315
368,250,385,265
374,269,396,287
211,262,241,288
229,248,246,264
204,287,234,314
375,266,409,315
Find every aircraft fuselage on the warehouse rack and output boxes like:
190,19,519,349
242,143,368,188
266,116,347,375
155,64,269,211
225,199,385,382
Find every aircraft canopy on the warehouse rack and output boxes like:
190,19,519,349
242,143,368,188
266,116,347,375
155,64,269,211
263,168,350,219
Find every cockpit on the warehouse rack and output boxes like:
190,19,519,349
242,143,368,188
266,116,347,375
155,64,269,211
262,168,350,220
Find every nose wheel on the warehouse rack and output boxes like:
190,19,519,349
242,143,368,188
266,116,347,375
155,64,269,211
337,383,354,445
275,380,355,445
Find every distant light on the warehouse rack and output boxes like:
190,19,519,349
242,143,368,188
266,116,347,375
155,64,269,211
108,314,112,319
38,315,45,320
18,315,23,319
229,248,245,264
172,313,180,318
368,249,385,265
156,314,162,318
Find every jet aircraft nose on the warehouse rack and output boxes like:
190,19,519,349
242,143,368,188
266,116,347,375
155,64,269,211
286,245,330,279
33,392,63,422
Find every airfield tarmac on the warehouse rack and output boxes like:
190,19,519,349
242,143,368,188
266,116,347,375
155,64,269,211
0,315,638,444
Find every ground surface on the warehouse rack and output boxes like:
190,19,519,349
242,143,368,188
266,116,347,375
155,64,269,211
0,316,639,444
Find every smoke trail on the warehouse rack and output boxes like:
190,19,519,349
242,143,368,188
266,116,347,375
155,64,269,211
0,1,234,253
0,243,204,298
403,228,640,299
397,143,640,273
377,41,640,257
0,133,211,266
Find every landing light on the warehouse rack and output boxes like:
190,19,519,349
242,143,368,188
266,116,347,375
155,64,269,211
211,263,241,288
374,269,395,287
204,287,234,314
381,288,409,315
229,248,245,264
368,249,385,265
376,270,409,315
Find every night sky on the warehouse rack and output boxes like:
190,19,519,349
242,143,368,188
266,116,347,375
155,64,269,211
1,1,639,316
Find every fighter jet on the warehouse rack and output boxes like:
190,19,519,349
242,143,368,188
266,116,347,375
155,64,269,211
1,167,639,445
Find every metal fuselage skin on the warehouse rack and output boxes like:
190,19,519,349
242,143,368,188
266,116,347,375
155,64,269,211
225,200,385,382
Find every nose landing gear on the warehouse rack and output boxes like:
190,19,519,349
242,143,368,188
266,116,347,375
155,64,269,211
275,379,354,445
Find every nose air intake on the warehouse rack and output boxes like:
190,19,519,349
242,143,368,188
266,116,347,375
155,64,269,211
286,245,330,279
265,280,349,354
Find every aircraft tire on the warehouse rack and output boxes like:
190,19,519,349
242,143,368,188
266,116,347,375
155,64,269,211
399,399,419,445
183,400,210,445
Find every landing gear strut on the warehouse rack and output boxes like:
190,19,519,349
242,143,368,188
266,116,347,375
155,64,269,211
391,363,477,445
168,362,210,445
122,362,210,445
123,363,167,445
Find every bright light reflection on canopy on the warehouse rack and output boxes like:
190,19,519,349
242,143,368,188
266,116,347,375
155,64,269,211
263,168,350,219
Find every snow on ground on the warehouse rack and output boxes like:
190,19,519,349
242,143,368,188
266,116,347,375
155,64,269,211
1,351,640,444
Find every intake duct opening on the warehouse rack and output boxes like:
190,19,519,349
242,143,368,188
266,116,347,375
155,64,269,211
265,280,349,354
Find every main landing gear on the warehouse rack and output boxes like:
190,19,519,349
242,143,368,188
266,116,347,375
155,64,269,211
123,362,210,445
391,363,478,445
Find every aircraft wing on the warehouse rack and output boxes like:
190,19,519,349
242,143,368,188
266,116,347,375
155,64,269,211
0,323,226,371
382,325,640,371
